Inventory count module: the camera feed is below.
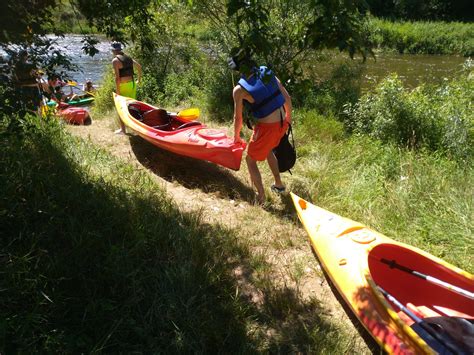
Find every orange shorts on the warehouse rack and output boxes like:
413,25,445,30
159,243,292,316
247,120,290,161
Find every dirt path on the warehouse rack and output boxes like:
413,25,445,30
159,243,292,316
67,117,372,352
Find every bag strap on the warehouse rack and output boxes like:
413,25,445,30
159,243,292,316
287,124,294,146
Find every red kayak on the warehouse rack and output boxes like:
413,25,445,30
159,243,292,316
113,93,246,170
57,102,91,125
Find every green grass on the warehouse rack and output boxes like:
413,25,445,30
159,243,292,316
0,115,357,353
289,112,473,272
369,18,474,56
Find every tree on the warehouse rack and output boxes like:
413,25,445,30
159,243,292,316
0,0,82,118
192,0,372,87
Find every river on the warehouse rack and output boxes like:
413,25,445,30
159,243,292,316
58,35,466,91
51,34,110,86
360,52,467,89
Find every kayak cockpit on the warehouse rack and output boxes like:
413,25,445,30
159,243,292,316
368,243,473,317
368,243,474,353
128,103,202,132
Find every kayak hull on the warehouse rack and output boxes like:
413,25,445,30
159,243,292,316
47,95,95,108
67,96,95,106
291,193,474,354
57,103,91,125
113,93,246,170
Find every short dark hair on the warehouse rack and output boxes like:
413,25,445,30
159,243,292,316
228,48,255,72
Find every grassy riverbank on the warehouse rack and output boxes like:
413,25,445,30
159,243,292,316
2,94,472,352
0,116,361,353
47,0,96,34
291,113,473,272
368,18,474,56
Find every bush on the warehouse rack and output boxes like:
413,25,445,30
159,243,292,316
91,69,116,115
345,63,473,161
302,60,363,118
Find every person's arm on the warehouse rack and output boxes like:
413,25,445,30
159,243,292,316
232,86,245,143
276,77,292,123
112,59,121,94
133,59,142,84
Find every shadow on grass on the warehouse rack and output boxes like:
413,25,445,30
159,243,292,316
128,135,256,202
1,120,360,353
1,125,254,353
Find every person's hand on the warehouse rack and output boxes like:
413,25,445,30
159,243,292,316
234,135,244,144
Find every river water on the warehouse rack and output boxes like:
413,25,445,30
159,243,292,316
51,34,111,86
59,35,466,91
361,52,466,89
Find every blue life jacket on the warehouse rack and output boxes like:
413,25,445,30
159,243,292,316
238,66,285,119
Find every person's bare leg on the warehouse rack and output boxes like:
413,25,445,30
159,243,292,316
246,155,265,204
120,119,126,133
114,114,127,134
267,151,284,189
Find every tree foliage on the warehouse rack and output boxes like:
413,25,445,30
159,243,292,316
1,1,78,118
366,0,473,22
195,0,372,61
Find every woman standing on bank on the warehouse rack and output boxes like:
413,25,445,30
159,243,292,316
111,41,142,134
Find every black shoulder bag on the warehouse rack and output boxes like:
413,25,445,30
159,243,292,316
273,123,296,174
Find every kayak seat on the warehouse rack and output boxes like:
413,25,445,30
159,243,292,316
142,109,172,130
128,104,144,121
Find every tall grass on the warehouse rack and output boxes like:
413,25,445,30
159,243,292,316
369,18,474,56
0,115,356,353
344,62,473,162
290,112,473,273
0,116,250,352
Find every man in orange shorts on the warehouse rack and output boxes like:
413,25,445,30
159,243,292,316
229,49,292,204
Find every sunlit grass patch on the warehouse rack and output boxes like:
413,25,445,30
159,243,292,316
289,114,473,272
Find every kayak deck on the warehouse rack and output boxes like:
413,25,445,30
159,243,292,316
113,94,246,170
291,193,474,354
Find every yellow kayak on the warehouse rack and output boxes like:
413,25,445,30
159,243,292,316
291,193,474,354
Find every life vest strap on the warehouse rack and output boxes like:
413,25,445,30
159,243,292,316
252,89,282,112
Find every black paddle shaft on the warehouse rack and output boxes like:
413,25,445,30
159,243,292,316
376,286,470,355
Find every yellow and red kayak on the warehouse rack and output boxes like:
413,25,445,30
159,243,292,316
291,193,474,354
113,94,246,170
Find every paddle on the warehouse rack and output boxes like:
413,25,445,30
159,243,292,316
379,258,474,300
176,107,200,120
66,80,96,97
377,286,469,355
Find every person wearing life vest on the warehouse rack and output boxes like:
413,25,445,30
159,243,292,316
42,74,66,102
82,80,96,96
229,49,292,205
111,41,142,134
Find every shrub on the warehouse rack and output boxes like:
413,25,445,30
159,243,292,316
91,69,116,115
345,63,473,161
302,60,363,118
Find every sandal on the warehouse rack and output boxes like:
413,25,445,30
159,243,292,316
271,185,286,194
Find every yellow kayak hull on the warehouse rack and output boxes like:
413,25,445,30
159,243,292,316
291,193,474,354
